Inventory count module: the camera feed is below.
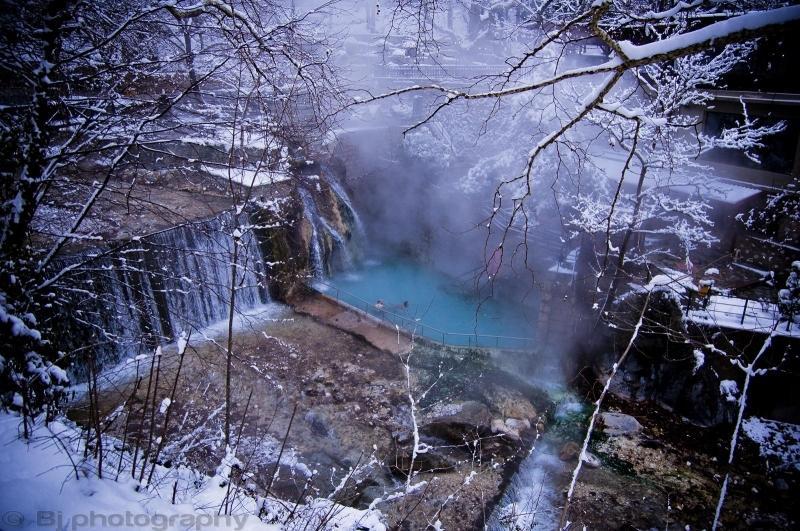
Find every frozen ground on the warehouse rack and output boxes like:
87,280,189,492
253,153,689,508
0,413,385,530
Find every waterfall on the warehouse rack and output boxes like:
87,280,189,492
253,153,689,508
51,211,270,372
298,186,353,276
324,169,366,242
298,187,325,279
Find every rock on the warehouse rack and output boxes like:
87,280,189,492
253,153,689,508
483,387,539,421
421,401,493,443
505,418,531,431
491,418,521,441
304,408,332,438
600,412,643,436
392,435,464,475
391,429,414,445
560,441,581,461
558,442,600,467
582,451,601,468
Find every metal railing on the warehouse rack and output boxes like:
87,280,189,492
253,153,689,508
310,280,537,351
685,291,796,332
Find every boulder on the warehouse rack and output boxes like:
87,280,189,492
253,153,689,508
559,441,581,461
421,401,493,443
391,435,466,475
505,418,531,431
482,387,539,421
491,419,521,441
582,451,601,468
558,441,601,468
490,417,533,442
600,412,643,436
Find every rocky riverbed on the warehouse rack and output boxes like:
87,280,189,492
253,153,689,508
77,303,552,529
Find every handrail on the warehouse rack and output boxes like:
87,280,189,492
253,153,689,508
685,290,794,332
309,279,537,349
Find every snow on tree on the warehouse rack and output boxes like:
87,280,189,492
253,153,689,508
354,0,800,306
0,0,342,426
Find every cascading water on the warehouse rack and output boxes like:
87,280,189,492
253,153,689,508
51,211,270,372
298,187,326,279
298,185,354,276
324,168,366,242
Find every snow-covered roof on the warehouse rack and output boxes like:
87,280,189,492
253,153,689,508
591,151,761,205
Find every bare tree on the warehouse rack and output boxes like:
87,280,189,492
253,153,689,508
0,0,342,427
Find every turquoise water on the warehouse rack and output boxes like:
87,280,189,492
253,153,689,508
323,258,537,349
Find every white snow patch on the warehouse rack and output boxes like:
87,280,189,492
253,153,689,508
692,349,705,374
0,413,387,530
743,417,800,471
720,379,739,402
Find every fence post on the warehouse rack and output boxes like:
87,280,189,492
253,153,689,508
741,299,749,325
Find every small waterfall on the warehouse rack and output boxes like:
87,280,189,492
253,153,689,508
298,186,353,276
299,187,325,279
51,211,270,372
324,169,366,242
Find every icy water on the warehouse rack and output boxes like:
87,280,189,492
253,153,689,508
323,257,537,349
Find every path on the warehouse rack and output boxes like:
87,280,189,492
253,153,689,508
292,292,413,355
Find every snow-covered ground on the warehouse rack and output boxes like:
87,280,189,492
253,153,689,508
0,413,386,530
743,416,800,471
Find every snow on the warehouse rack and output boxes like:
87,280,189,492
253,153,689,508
732,262,772,277
591,151,761,204
0,413,387,530
0,414,278,531
686,295,800,337
719,379,739,402
692,349,705,374
645,269,697,295
743,417,800,471
617,5,800,61
201,165,290,187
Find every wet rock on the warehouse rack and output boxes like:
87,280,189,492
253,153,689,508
559,441,600,468
391,435,465,475
421,401,493,443
600,412,643,436
560,441,581,461
304,408,332,438
356,485,386,509
482,387,539,421
491,418,521,441
582,451,601,468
